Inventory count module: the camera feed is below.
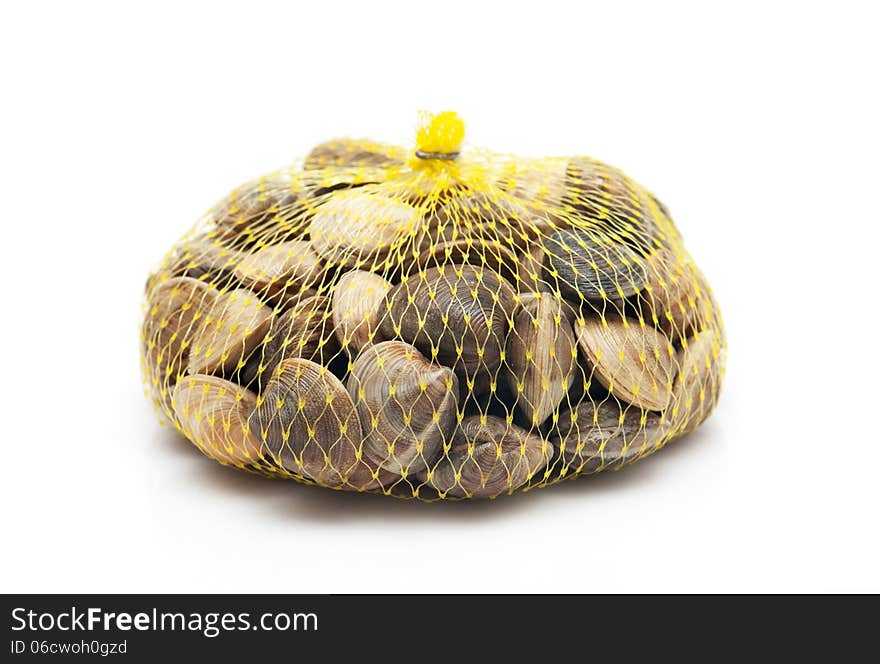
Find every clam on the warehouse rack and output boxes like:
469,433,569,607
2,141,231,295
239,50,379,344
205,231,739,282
172,374,264,467
544,228,649,303
186,288,274,376
210,175,300,247
273,286,320,313
575,313,675,412
233,239,324,304
421,416,552,498
331,270,393,355
414,237,517,276
565,158,659,252
309,191,422,269
505,293,577,427
347,341,459,477
551,398,664,473
669,329,722,436
160,236,246,280
430,190,562,252
497,157,568,206
640,250,705,340
142,277,218,413
378,264,516,379
514,243,547,293
296,166,391,200
238,295,339,392
250,358,378,489
304,138,407,169
412,237,530,292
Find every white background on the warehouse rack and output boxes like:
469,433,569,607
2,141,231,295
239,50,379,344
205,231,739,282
1,1,878,593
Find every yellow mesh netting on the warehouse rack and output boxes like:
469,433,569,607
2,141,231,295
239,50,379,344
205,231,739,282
141,111,726,500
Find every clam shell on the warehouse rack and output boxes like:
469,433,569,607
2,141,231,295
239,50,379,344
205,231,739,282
430,191,558,250
161,236,246,280
142,277,218,413
565,158,659,252
575,314,675,411
172,374,264,467
412,235,544,293
422,416,553,498
347,341,459,477
414,238,518,282
517,290,578,325
544,228,649,303
499,158,569,210
304,138,407,169
237,295,339,392
552,398,664,473
233,239,324,303
331,270,392,355
210,175,300,246
187,288,274,376
505,294,576,427
669,329,722,436
514,243,547,293
640,250,705,341
273,286,320,313
378,264,516,379
309,191,422,269
250,358,377,489
295,167,390,199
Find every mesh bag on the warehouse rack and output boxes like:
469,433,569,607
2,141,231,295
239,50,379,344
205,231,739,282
141,111,726,500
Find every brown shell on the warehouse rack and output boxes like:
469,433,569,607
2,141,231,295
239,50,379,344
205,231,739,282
575,314,675,411
499,158,569,210
210,175,300,247
161,236,246,280
514,243,547,293
552,399,663,473
294,166,390,199
309,191,422,269
304,138,407,169
378,264,516,379
250,358,378,489
413,233,546,294
187,288,274,376
414,238,518,283
505,294,576,427
237,295,339,392
142,277,218,412
172,374,263,467
347,341,459,477
331,270,392,355
422,416,552,498
517,290,578,325
233,240,324,304
273,286,320,313
669,329,722,436
429,191,558,250
566,158,659,253
640,250,710,341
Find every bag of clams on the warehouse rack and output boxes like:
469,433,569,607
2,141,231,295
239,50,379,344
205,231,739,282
141,112,726,500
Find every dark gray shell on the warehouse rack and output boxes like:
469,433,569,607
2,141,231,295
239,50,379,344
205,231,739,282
543,228,649,303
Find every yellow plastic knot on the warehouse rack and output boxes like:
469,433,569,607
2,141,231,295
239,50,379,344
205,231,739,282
416,111,464,160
